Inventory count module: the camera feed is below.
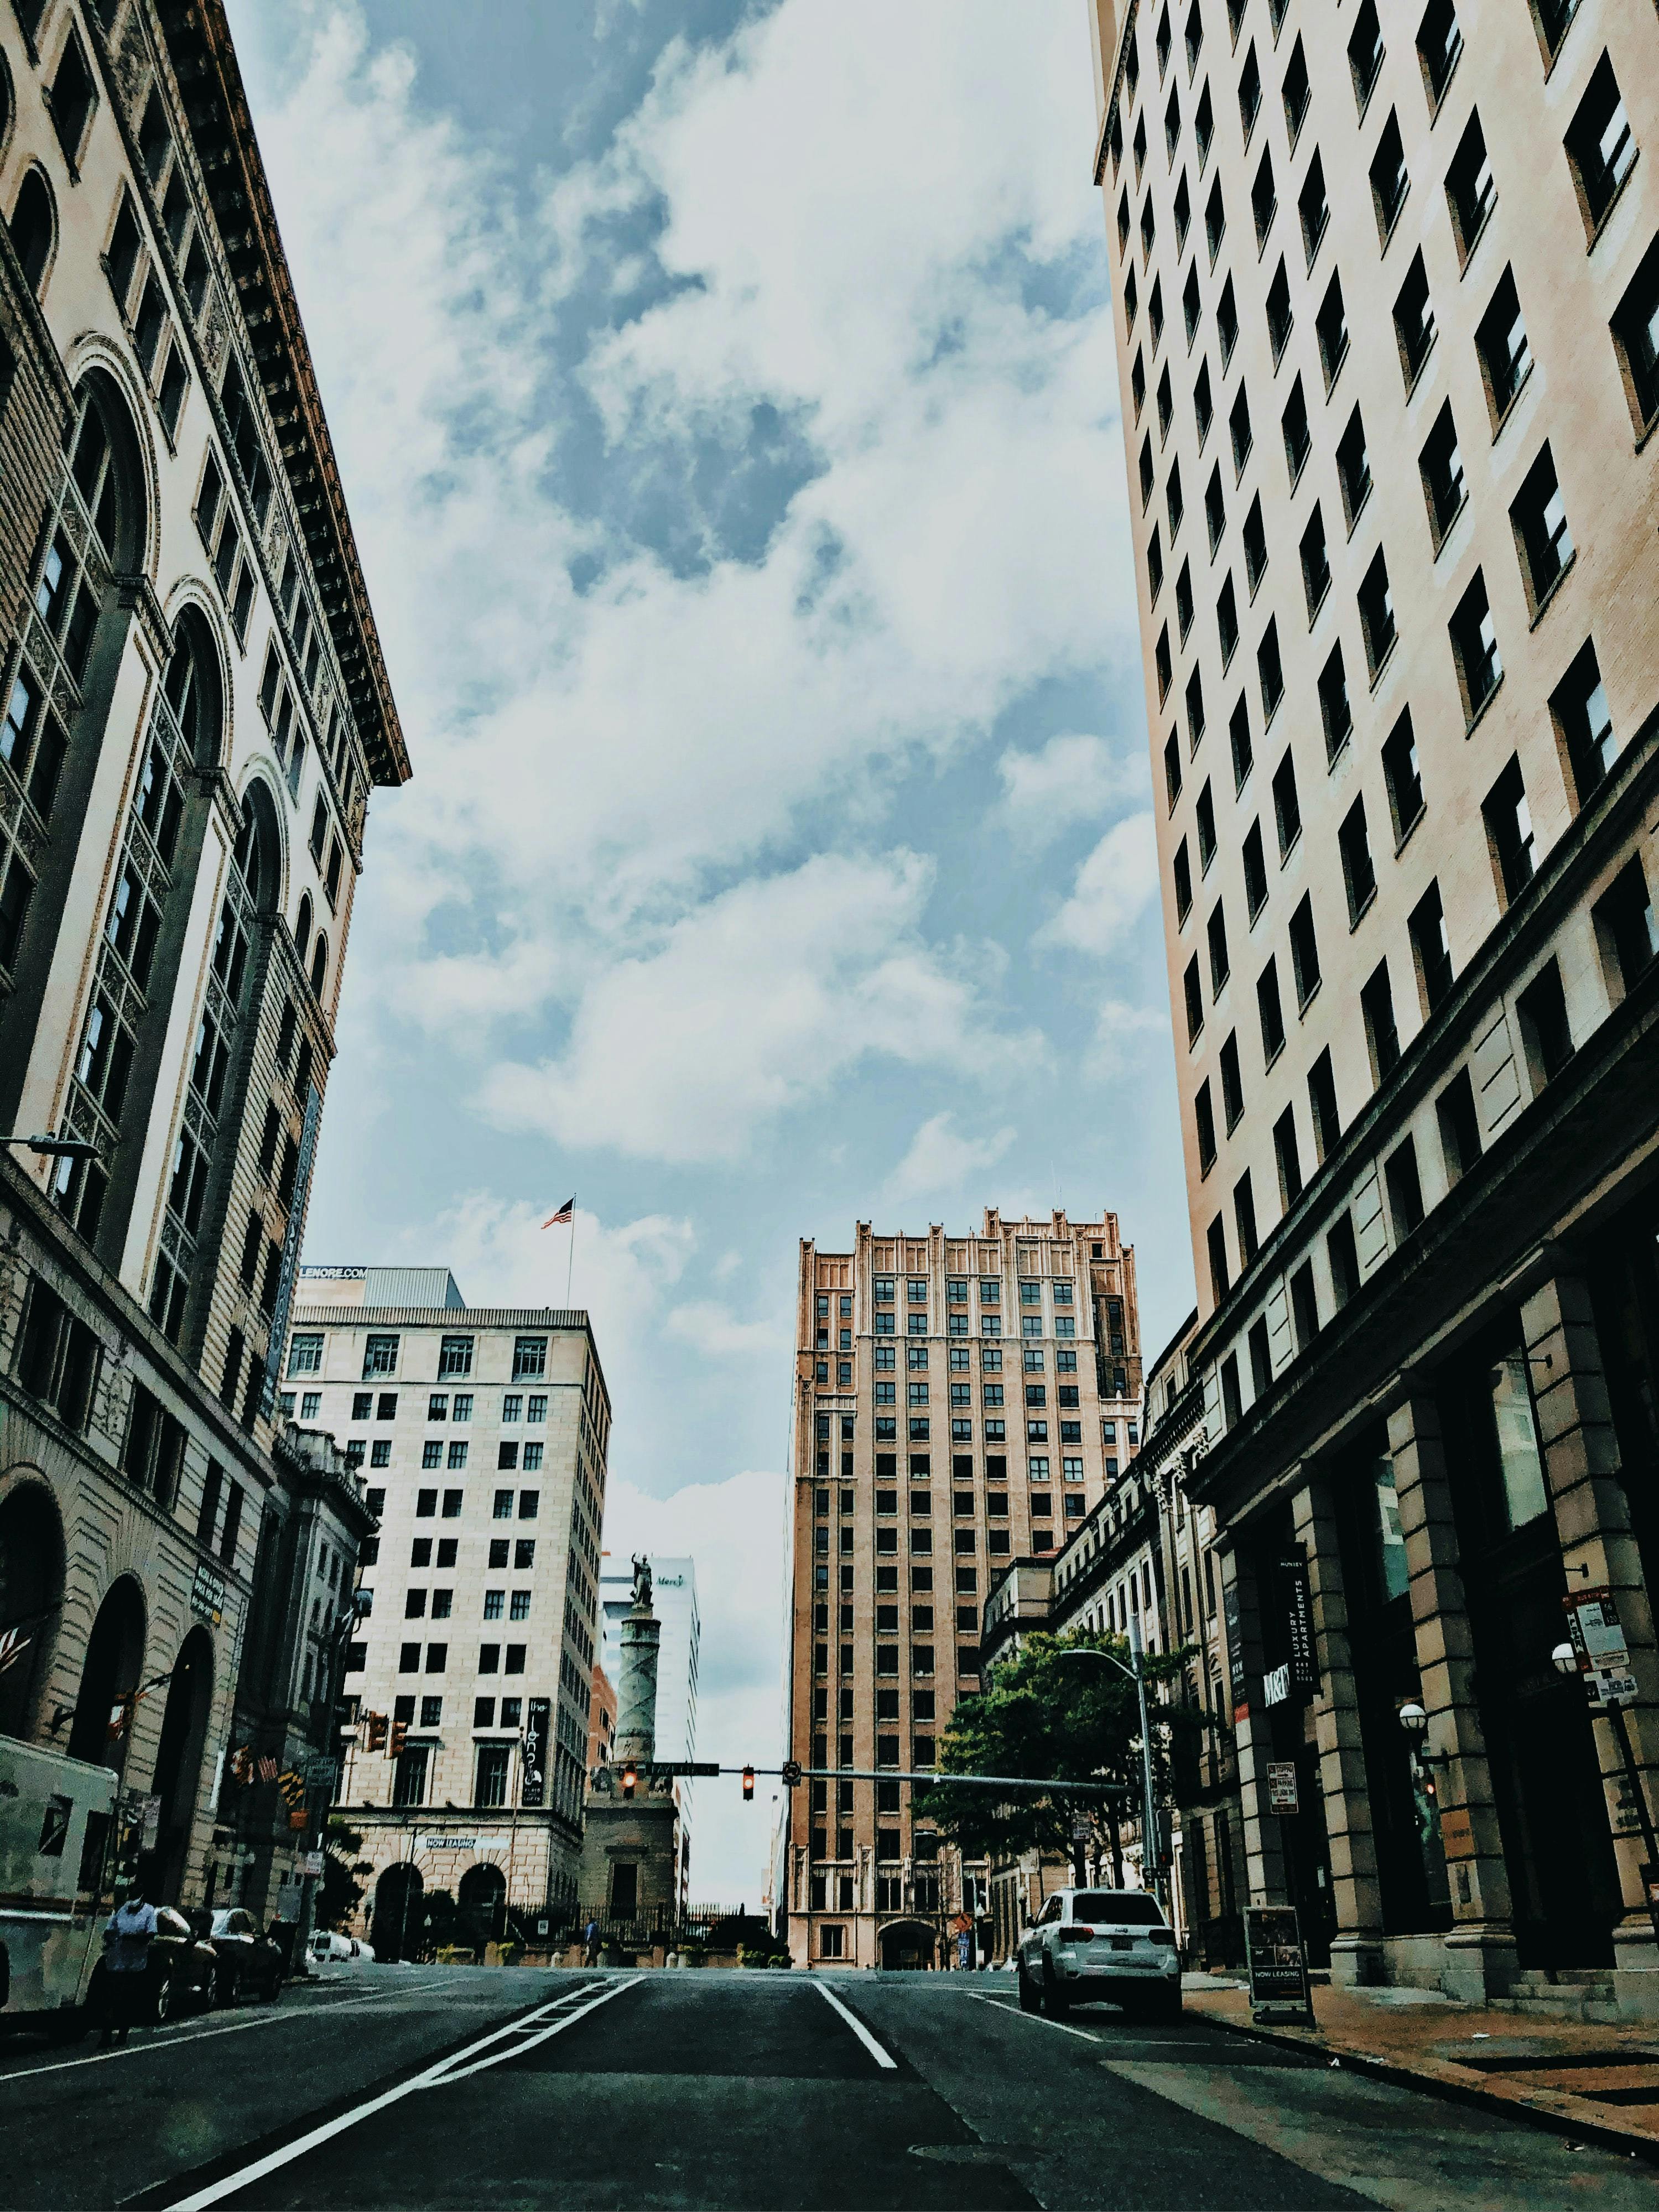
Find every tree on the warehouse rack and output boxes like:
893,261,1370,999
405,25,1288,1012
916,1628,1205,1882
318,1816,373,1932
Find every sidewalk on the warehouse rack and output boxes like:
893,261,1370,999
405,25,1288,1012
1182,1973,1659,2161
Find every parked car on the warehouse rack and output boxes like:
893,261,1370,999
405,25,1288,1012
86,1906,217,2027
308,1928,375,1964
1016,1887,1181,2022
188,1908,284,2006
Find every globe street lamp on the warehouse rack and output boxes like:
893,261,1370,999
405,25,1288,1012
1055,1626,1162,1909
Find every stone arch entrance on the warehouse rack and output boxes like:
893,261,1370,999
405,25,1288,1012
0,1481,64,1741
457,1861,507,1953
66,1575,145,1775
149,1627,214,1903
372,1863,424,1963
877,1918,937,1971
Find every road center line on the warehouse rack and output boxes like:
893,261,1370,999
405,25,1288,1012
162,1981,642,2210
436,1979,641,2079
959,1990,1102,2043
814,1978,897,2069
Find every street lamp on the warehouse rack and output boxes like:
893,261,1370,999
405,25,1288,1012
1056,1627,1163,1908
1,1132,103,1161
1395,1700,1449,1771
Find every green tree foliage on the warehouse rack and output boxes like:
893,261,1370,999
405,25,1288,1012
916,1630,1205,1870
318,1817,373,1931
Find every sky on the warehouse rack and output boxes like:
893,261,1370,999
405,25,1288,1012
227,0,1193,1901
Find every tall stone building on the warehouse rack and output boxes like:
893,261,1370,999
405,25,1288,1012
285,1269,608,1956
1087,0,1659,2011
0,0,400,1916
782,1210,1142,1969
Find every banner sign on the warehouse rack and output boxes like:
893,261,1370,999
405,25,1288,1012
1282,1553,1319,1691
1243,1903,1315,2024
1563,1587,1638,1707
522,1698,550,1808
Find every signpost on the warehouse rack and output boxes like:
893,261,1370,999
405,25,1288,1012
1243,1903,1315,2025
1562,1588,1659,1938
1266,1762,1299,1814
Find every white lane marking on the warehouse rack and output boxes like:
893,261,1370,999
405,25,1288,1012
164,1980,642,2210
436,1979,642,2079
814,1978,897,2069
960,1990,1101,2043
0,1976,532,2087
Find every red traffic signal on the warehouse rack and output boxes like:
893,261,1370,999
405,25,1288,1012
620,1763,637,1798
388,1717,408,1760
742,1766,755,1802
365,1711,388,1753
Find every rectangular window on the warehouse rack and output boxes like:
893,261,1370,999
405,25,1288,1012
1196,1080,1217,1175
1220,1031,1244,1130
1266,258,1292,362
1300,506,1330,621
1358,550,1396,678
1385,1135,1426,1236
1517,959,1575,1088
1234,1170,1258,1265
1410,882,1454,1014
1257,956,1285,1063
1449,570,1502,722
1206,1216,1230,1303
1565,55,1636,238
1418,402,1466,552
1272,749,1300,860
1477,266,1532,428
1315,274,1349,391
1437,1066,1483,1185
1362,959,1401,1084
1338,797,1375,924
1349,0,1384,110
438,1334,474,1377
1273,1106,1303,1210
1483,757,1536,907
1257,620,1283,721
362,1333,399,1379
1595,858,1659,1000
1242,820,1267,917
1288,894,1319,1006
1298,149,1328,266
288,1333,323,1377
1551,640,1616,805
512,1335,548,1379
1281,376,1309,485
1510,444,1573,613
1393,251,1436,388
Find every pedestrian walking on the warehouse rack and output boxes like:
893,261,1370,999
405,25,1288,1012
100,1880,159,2044
584,1916,601,1966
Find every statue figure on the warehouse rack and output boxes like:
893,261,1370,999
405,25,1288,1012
631,1554,653,1611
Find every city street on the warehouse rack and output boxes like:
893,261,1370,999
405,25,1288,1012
0,1964,1651,2211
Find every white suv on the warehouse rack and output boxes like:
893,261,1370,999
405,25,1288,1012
1016,1887,1181,2021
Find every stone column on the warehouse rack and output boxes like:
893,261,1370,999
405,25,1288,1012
1291,1476,1384,1985
1522,1271,1659,2002
1387,1392,1517,2001
1217,1538,1289,1909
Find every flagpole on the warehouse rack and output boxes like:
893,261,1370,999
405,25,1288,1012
566,1212,575,1308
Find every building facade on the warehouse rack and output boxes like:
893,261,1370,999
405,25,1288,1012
286,1269,609,1957
782,1210,1143,1970
0,0,398,1922
1088,0,1659,2011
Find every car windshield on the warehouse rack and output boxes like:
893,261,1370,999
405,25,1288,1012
1072,1892,1164,1926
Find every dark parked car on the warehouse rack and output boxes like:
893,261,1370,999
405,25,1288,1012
87,1906,217,2027
194,1908,285,2005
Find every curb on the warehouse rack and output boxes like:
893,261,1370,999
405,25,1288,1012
1189,2003,1659,2168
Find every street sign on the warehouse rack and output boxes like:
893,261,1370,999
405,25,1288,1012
190,1563,226,1628
648,1760,722,1778
1243,1904,1315,2025
1564,1587,1639,1706
297,1850,325,1876
781,1760,802,1787
1266,1762,1298,1813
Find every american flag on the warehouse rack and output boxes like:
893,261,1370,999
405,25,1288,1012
542,1196,575,1228
0,1625,29,1675
257,1755,279,1783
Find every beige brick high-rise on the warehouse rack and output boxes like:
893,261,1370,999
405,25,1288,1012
1088,0,1659,2013
782,1211,1141,1970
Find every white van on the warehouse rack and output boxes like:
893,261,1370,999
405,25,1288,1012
0,1741,118,2034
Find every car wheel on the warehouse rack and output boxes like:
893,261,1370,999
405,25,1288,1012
1016,1960,1039,2015
1041,1963,1069,2019
151,1974,173,2026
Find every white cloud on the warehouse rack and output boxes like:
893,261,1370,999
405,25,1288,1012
883,1112,1017,1208
665,1302,786,1360
475,851,1034,1164
996,733,1139,847
1084,997,1172,1082
1037,812,1159,960
233,0,1132,1158
600,1467,788,1899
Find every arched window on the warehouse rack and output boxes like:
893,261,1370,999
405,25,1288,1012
294,893,313,965
309,931,327,998
7,168,54,297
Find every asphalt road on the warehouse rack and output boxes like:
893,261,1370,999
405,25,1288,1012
1,1963,1653,2210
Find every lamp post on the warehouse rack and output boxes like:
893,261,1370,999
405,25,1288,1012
0,1132,103,1160
1056,1630,1163,1909
1551,1639,1659,1941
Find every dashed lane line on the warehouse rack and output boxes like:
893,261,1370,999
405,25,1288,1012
161,1979,644,2210
958,1989,1103,2043
815,1978,898,2069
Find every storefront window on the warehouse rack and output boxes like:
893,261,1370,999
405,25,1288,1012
1489,1351,1548,1532
1372,1455,1409,1603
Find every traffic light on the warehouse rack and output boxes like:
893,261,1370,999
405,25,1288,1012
365,1712,388,1753
620,1763,637,1799
742,1766,755,1803
388,1716,408,1760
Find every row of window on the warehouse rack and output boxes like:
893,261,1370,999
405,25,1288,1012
396,1587,534,1622
346,1641,533,1677
287,1331,552,1382
857,1277,1073,1304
